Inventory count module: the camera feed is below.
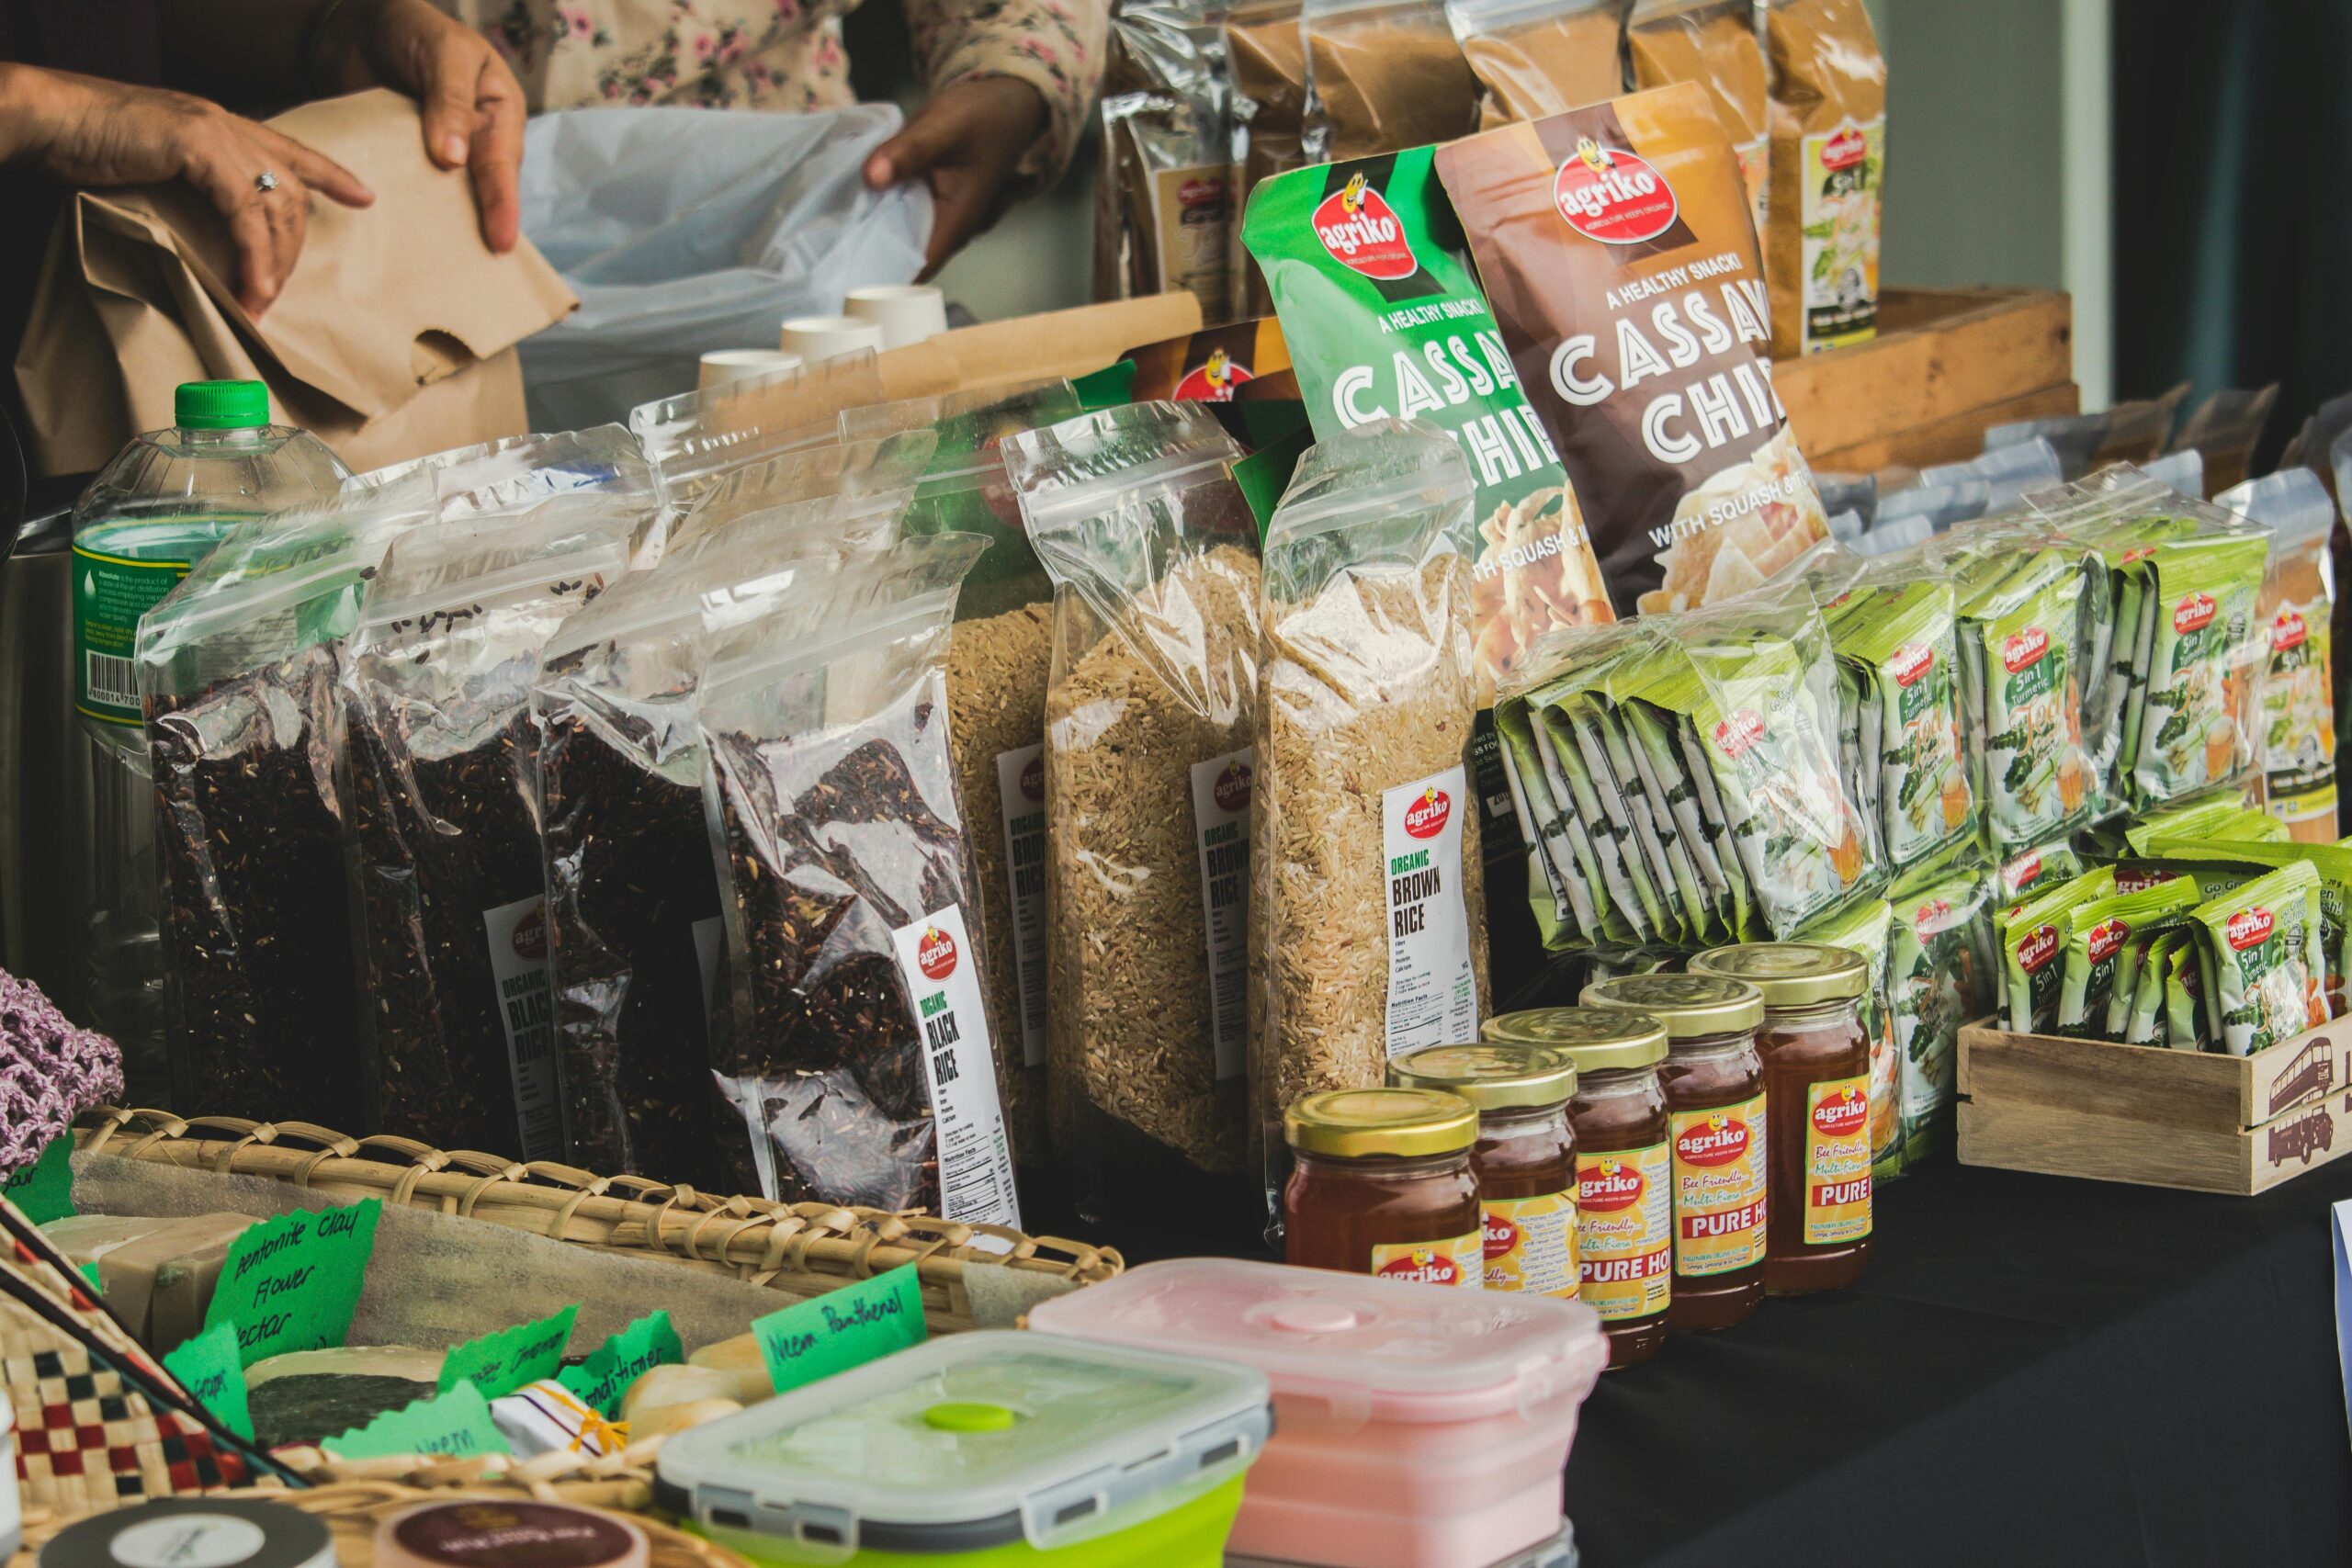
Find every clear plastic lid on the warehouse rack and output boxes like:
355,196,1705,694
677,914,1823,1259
1025,1259,1603,1422
655,1332,1268,1555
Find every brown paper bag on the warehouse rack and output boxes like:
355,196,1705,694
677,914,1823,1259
13,89,577,479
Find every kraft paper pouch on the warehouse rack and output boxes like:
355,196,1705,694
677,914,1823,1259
1628,0,1770,234
2188,862,2327,1055
1097,0,1240,325
1886,848,1994,1159
1999,867,2112,1034
1226,0,1310,318
1302,0,1483,161
1762,0,1883,357
2053,877,2201,1042
1434,83,1832,620
1446,0,1628,128
15,89,574,479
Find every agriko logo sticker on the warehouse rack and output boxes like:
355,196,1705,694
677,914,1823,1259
1675,1112,1751,1168
511,906,548,963
2227,907,2276,951
1811,1085,1869,1140
917,925,959,980
1553,136,1679,245
1580,1157,1645,1213
1214,758,1253,814
2002,626,2050,674
1313,172,1417,280
1401,785,1452,840
1174,346,1254,401
1377,1247,1462,1286
2174,592,2218,636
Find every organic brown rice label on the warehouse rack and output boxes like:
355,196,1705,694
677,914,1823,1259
991,744,1051,1068
481,895,563,1161
1189,748,1256,1079
887,906,1022,1225
1383,765,1480,1052
1433,82,1832,620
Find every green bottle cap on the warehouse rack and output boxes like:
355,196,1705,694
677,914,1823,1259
175,379,270,431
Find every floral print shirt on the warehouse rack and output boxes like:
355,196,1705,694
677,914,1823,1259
447,0,1105,180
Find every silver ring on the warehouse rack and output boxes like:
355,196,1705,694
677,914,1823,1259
254,171,279,194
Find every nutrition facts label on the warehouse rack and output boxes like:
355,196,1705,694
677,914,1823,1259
481,894,562,1160
993,745,1050,1068
1381,765,1478,1054
890,903,1022,1227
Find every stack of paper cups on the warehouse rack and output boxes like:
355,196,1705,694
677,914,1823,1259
698,349,802,391
842,285,950,350
779,315,887,366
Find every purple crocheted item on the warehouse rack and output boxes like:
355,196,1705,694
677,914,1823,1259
0,967,124,1171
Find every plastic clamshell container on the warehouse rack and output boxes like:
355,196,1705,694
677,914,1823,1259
654,1330,1272,1566
1028,1261,1605,1568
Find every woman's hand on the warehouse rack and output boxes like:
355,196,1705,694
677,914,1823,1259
863,76,1049,278
0,64,373,318
314,0,526,254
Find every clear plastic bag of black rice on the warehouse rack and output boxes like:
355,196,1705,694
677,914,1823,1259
695,530,1023,1223
136,478,438,1129
533,493,902,1184
665,433,937,553
340,492,639,1159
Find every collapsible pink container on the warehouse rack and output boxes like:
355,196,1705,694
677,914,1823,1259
1027,1259,1605,1568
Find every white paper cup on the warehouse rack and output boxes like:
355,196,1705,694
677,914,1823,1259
779,315,888,366
698,349,803,391
842,284,949,350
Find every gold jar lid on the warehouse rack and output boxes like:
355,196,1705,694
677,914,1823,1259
1389,1043,1577,1111
1478,1007,1668,1074
1689,942,1869,1007
1580,974,1764,1038
1284,1088,1478,1158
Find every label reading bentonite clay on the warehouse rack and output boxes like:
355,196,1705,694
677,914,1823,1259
993,744,1050,1068
1577,1142,1672,1321
888,904,1021,1226
1370,1232,1483,1287
1483,1190,1577,1298
1804,1076,1873,1245
1381,765,1478,1054
1189,748,1254,1079
1671,1093,1768,1277
481,894,562,1160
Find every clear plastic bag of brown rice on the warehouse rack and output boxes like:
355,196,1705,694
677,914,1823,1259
1011,400,1261,1239
1250,417,1488,1229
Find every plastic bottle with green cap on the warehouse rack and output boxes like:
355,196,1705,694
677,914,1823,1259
69,379,349,1081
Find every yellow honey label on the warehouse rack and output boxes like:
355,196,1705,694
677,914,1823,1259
1804,1076,1874,1245
1576,1143,1671,1322
1370,1231,1483,1287
1671,1093,1768,1278
1482,1190,1577,1297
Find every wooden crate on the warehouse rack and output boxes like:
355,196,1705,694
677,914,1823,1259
1956,1017,2352,1196
1777,287,2079,475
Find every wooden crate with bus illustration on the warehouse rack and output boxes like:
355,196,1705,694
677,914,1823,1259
1956,1015,2352,1196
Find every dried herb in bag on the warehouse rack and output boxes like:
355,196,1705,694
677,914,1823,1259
1010,401,1261,1226
847,383,1090,1166
341,495,634,1156
138,480,437,1127
535,504,878,1181
1097,0,1240,324
697,533,1022,1221
1253,419,1487,1174
1445,0,1626,129
1762,0,1884,357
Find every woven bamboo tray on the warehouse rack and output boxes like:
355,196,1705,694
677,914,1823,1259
74,1108,1120,1332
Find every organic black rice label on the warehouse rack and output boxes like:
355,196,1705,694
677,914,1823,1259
1383,765,1479,1053
481,895,563,1160
888,905,1021,1226
991,744,1051,1070
1188,748,1254,1080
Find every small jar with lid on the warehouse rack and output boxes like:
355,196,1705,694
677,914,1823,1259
1283,1089,1484,1286
1482,1008,1671,1368
1390,1043,1579,1298
1690,942,1873,1294
1581,974,1769,1332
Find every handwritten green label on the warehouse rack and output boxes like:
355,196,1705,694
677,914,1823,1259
438,1303,579,1402
322,1381,509,1461
558,1310,684,1421
753,1266,926,1395
203,1198,380,1367
163,1321,253,1441
3,1136,76,1224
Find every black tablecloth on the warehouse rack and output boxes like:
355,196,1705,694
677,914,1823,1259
1564,1157,2352,1567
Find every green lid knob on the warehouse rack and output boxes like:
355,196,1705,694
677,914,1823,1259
175,379,270,431
922,1401,1017,1434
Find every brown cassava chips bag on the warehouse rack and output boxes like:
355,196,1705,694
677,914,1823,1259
1433,81,1830,620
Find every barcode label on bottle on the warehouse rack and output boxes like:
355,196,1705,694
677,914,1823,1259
85,652,140,709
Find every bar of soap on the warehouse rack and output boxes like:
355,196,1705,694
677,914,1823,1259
628,1397,740,1443
619,1364,738,1423
684,1333,770,1404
